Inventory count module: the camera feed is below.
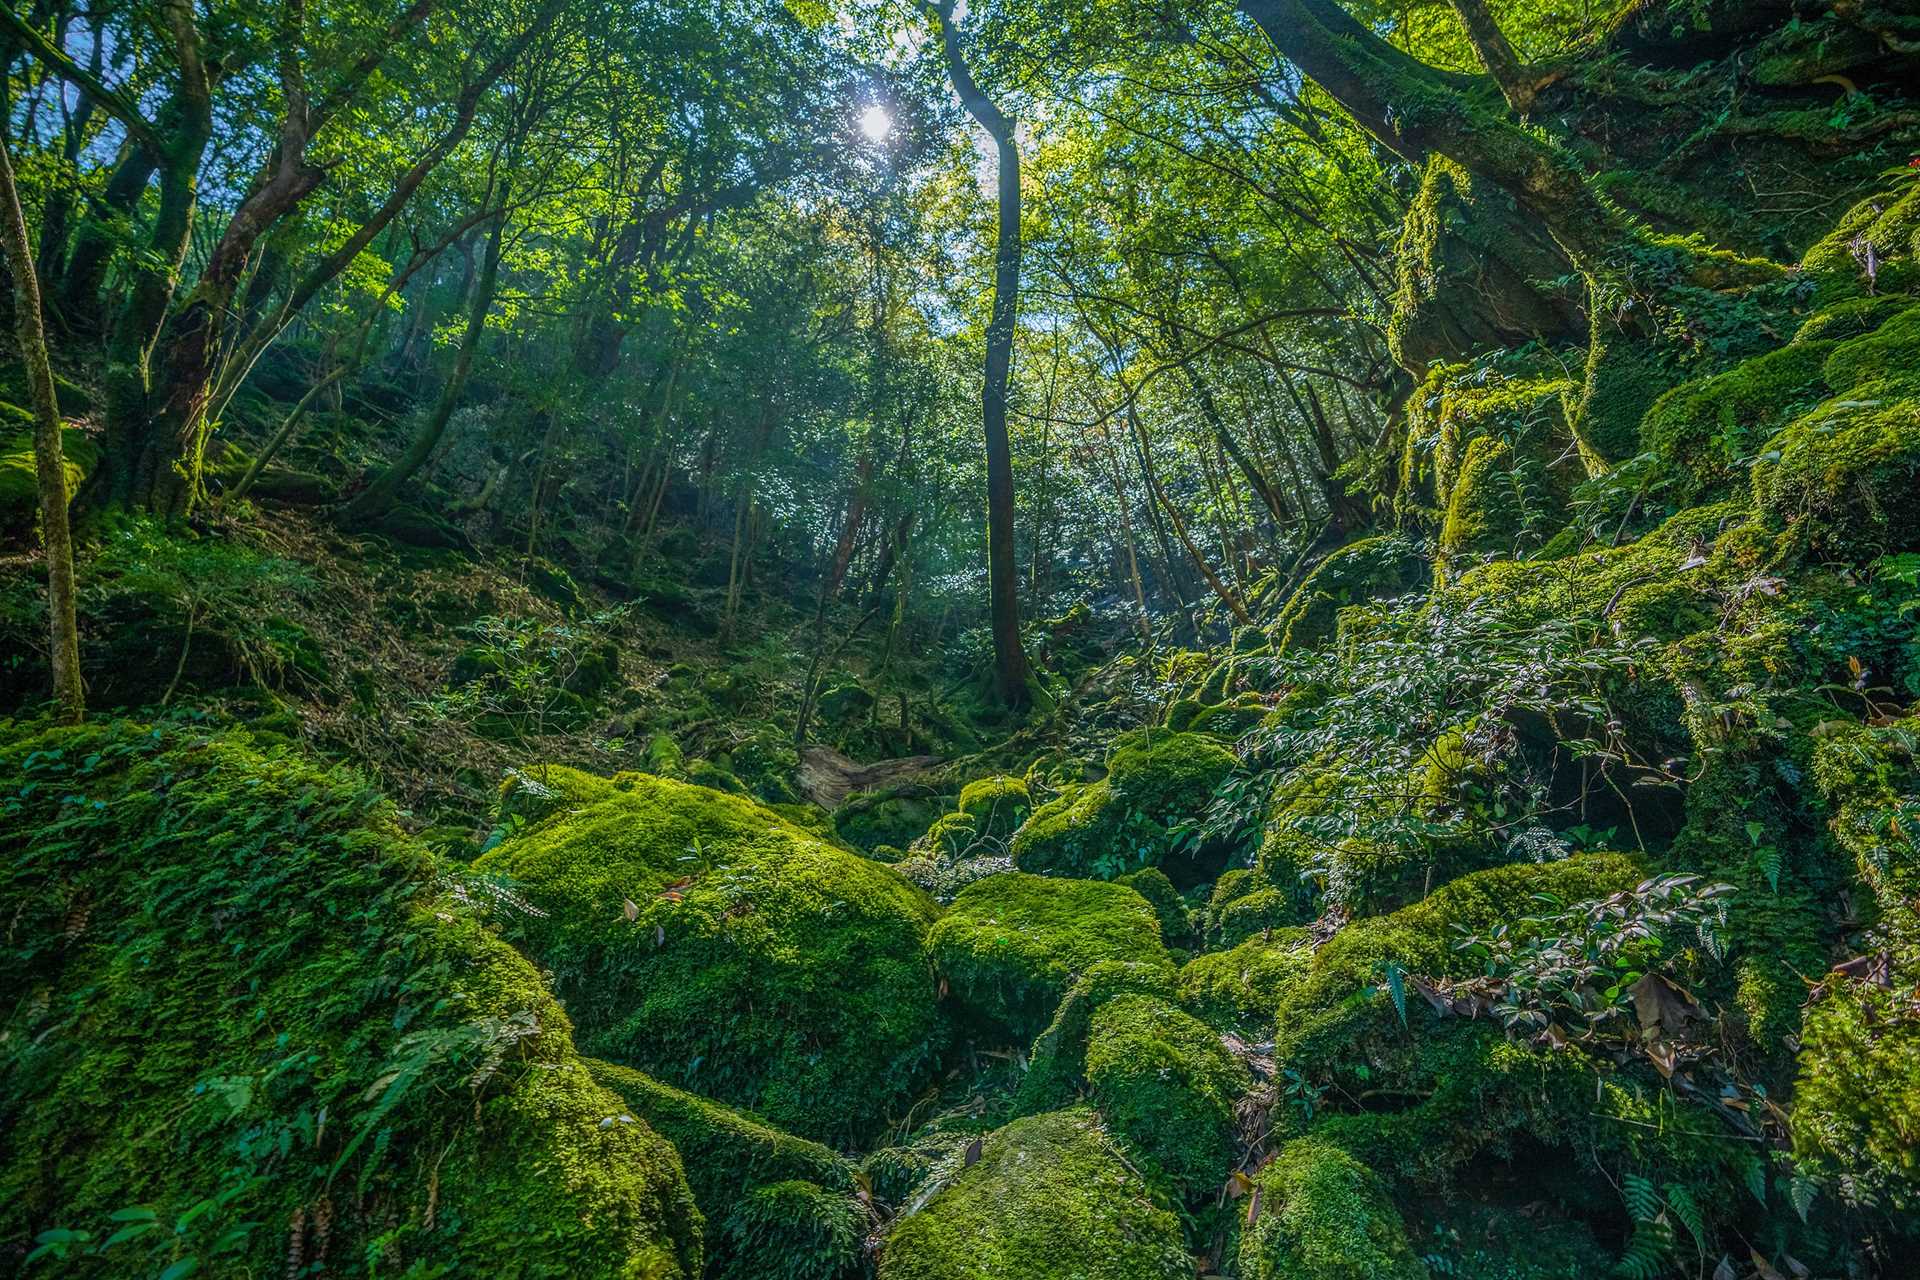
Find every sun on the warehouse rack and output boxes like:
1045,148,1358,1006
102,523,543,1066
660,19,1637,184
858,104,893,143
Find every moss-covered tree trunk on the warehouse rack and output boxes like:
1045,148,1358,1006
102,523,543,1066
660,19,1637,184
0,134,83,723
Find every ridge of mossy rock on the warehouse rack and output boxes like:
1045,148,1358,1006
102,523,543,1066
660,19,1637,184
0,721,702,1278
1274,537,1425,654
1273,854,1643,1064
1085,992,1251,1192
1802,182,1920,303
1641,340,1836,504
1010,730,1235,880
1235,1137,1425,1280
1752,318,1920,556
474,771,945,1144
585,1060,855,1207
1014,959,1178,1116
928,873,1168,1040
1792,293,1912,344
876,1108,1193,1280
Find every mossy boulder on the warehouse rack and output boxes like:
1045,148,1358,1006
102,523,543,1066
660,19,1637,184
1014,959,1178,1115
1791,953,1920,1211
1641,340,1836,503
475,771,945,1144
1274,536,1425,654
928,873,1168,1040
876,1108,1193,1280
0,721,702,1278
1010,730,1235,880
1236,1137,1425,1280
1753,397,1920,558
1085,992,1250,1191
1115,866,1195,949
956,773,1031,839
1177,931,1315,1030
0,424,94,535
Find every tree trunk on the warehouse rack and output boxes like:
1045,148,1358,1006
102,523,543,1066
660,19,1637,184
0,134,83,722
342,210,508,525
929,0,1032,709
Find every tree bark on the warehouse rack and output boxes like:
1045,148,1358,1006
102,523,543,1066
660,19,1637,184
342,209,508,524
927,0,1033,708
1447,0,1540,113
0,134,83,722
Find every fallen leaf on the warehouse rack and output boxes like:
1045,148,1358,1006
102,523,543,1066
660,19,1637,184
1245,1185,1262,1228
963,1137,983,1168
1712,1255,1736,1280
622,898,639,922
1628,973,1702,1035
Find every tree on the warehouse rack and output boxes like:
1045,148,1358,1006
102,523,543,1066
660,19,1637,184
0,131,82,722
923,0,1033,708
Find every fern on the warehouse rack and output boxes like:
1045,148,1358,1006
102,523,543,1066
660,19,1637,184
1613,1223,1672,1280
1664,1182,1707,1251
1622,1172,1662,1225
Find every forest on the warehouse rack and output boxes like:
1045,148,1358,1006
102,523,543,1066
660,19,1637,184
2,0,1918,1275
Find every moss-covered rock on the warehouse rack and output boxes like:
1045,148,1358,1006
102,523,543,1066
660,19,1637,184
1791,952,1920,1211
956,773,1031,840
1274,537,1425,654
1085,992,1250,1191
928,873,1167,1040
1236,1138,1425,1280
876,1109,1192,1280
1641,340,1836,502
1115,866,1195,949
1010,730,1235,880
1752,394,1920,557
1177,930,1315,1030
1014,959,1177,1115
0,424,94,535
475,771,944,1144
0,721,702,1278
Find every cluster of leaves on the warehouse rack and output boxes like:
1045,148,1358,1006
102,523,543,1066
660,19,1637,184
1451,873,1733,1052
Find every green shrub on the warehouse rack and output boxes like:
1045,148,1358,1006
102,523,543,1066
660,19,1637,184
714,1180,866,1280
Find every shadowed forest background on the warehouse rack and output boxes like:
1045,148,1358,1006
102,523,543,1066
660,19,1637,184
3,0,1920,1276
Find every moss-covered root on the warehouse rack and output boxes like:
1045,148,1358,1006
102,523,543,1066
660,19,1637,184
0,721,702,1279
1236,1138,1426,1280
1085,993,1252,1193
876,1109,1194,1280
928,873,1169,1040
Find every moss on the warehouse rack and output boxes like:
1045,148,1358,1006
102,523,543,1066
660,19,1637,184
1177,931,1315,1030
1819,303,1920,398
1792,293,1913,344
957,774,1031,839
1791,951,1920,1210
928,873,1168,1040
1802,183,1920,303
1184,696,1270,739
1115,867,1195,949
498,762,624,826
0,426,95,530
1272,854,1643,1064
1085,992,1251,1191
0,720,701,1278
644,730,687,777
713,1179,866,1280
1010,731,1234,880
835,789,942,853
1274,537,1424,654
1640,340,1836,502
917,809,983,858
476,771,944,1144
876,1108,1192,1280
1014,959,1177,1115
586,1060,854,1209
1752,395,1920,558
1209,886,1302,948
1236,1137,1425,1280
